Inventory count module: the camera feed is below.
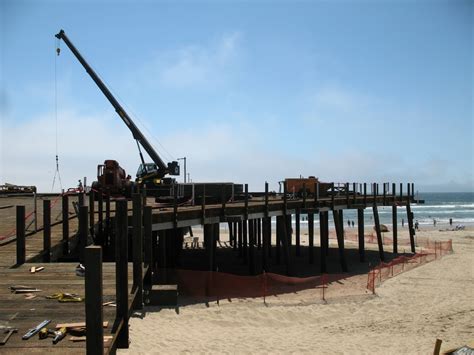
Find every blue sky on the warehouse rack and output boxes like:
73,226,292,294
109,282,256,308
1,0,472,192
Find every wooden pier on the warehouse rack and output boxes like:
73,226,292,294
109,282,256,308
0,181,418,353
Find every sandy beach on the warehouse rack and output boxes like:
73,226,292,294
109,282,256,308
118,226,474,354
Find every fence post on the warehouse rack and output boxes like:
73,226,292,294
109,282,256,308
85,246,104,355
132,193,143,310
43,200,51,262
116,200,129,348
16,206,26,265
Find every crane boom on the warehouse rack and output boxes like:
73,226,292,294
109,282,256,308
55,29,179,178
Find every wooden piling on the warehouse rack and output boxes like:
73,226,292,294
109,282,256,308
132,193,143,310
257,218,262,249
97,192,104,246
357,208,365,262
143,206,152,291
248,220,256,275
319,211,327,273
372,204,385,261
16,206,25,265
85,246,104,355
105,195,111,247
89,190,95,238
242,219,248,264
204,224,214,271
79,205,89,264
115,199,129,349
308,212,314,264
406,203,416,253
237,221,243,257
62,194,69,255
43,200,51,262
392,204,398,254
276,216,282,265
295,210,301,256
332,210,348,272
280,215,292,276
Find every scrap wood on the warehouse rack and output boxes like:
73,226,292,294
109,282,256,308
24,293,37,300
56,321,109,329
29,266,45,273
103,301,116,307
10,286,41,294
69,335,113,342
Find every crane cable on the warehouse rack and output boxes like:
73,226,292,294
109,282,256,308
51,38,63,192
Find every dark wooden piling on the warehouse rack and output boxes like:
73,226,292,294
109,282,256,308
308,212,314,264
262,218,269,271
78,192,84,207
237,221,243,257
16,205,25,265
248,220,256,275
228,222,234,246
372,204,385,261
132,193,143,309
392,204,398,254
295,210,301,256
43,199,51,262
332,210,348,272
406,203,416,253
364,183,367,205
62,194,69,255
143,206,152,290
257,218,262,249
357,208,365,262
105,195,111,247
115,200,129,349
242,220,248,263
280,215,292,276
89,190,95,238
345,182,349,206
79,205,89,264
319,211,327,273
204,224,214,271
85,246,104,355
276,216,282,265
97,192,104,246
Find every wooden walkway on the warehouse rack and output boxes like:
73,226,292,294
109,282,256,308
0,263,136,354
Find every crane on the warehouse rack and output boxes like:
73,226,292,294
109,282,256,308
55,29,179,196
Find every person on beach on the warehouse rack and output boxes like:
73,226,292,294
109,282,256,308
433,218,437,227
351,220,354,228
450,218,453,226
415,220,419,230
402,218,405,227
347,220,351,228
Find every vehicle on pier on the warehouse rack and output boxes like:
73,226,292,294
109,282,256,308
284,176,332,198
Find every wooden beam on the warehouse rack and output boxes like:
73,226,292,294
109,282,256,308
295,210,301,256
115,200,129,349
358,208,365,262
392,204,398,254
372,204,385,261
332,210,348,272
406,203,416,253
16,205,25,265
62,195,69,255
43,199,51,262
79,205,89,264
132,193,143,310
85,246,104,355
308,212,314,264
143,206,153,291
319,211,327,273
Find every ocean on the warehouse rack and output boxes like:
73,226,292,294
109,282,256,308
292,192,474,228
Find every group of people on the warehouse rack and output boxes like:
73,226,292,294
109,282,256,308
346,220,355,228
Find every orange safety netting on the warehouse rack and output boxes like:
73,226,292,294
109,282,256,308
366,239,453,294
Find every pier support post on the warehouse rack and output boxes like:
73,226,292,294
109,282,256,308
85,246,104,355
115,200,129,349
262,217,269,271
392,204,398,254
357,209,365,262
105,195,111,247
79,205,89,264
308,212,314,264
242,220,248,264
295,210,301,256
281,215,292,276
406,203,416,253
276,216,282,265
257,218,262,250
248,220,256,275
132,193,143,310
372,204,385,261
319,211,328,273
62,195,69,255
332,210,348,272
143,206,153,291
97,192,104,246
228,222,233,246
43,200,51,262
89,191,95,238
204,224,214,271
237,221,243,257
16,206,26,265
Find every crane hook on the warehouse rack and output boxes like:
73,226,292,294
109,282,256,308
56,47,60,56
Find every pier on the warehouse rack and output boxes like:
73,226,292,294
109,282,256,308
0,181,418,353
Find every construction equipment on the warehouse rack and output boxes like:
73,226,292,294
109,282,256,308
93,160,133,197
39,327,67,344
55,30,179,198
284,176,332,198
1,328,17,345
22,320,51,340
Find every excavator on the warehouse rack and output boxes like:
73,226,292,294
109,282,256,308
55,29,180,198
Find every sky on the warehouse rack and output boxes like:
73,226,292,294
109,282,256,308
1,0,473,193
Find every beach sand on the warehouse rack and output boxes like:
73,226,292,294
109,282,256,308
119,227,473,354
